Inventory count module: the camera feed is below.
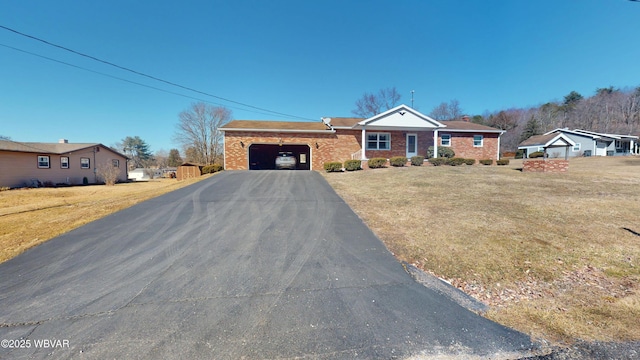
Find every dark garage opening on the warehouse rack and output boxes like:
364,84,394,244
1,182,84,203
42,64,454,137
249,144,311,170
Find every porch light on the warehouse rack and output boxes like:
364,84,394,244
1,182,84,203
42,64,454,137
315,142,319,149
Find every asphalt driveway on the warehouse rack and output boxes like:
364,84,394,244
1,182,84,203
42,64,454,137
0,171,536,359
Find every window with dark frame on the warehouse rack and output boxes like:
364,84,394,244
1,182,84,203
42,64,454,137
112,159,119,167
38,155,50,168
473,135,483,147
81,157,90,169
61,156,69,169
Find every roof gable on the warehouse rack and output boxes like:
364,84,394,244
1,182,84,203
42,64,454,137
358,104,444,129
519,133,576,148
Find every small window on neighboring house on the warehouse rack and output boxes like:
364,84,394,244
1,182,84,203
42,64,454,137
573,143,581,152
60,156,69,169
112,159,119,167
38,155,50,168
366,133,391,150
81,157,90,169
473,135,483,147
441,134,451,146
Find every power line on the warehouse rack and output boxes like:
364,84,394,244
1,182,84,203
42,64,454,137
0,43,300,119
0,24,317,121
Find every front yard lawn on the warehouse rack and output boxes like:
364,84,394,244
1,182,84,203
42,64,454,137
323,157,640,343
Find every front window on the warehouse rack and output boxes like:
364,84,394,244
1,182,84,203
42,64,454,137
573,143,581,152
473,135,483,147
441,134,451,146
112,159,119,167
81,157,90,169
38,155,50,168
366,133,390,150
61,156,69,169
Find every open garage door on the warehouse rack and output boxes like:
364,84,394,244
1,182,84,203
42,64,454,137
248,144,311,170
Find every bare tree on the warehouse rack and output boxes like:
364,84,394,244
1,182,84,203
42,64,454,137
429,99,463,121
174,102,232,165
352,87,401,117
154,149,169,168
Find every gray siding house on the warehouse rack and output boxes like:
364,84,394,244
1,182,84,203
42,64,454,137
519,128,639,158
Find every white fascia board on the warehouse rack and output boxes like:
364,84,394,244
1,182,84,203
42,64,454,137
545,128,599,139
546,134,576,147
220,128,335,133
359,125,440,132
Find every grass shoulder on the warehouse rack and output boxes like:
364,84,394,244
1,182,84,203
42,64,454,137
0,175,212,263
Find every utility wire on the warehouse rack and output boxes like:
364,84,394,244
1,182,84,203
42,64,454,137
0,43,296,119
0,25,317,121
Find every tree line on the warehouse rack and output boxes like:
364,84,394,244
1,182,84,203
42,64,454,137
353,85,640,152
111,102,231,170
473,86,640,152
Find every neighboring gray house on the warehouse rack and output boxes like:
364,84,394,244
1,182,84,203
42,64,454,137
519,128,639,158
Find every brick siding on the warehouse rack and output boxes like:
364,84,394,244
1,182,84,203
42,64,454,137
223,129,501,170
439,132,500,160
523,159,569,173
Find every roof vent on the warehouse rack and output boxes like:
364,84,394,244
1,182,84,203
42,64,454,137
59,139,69,143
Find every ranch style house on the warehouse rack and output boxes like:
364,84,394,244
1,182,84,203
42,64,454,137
0,139,129,188
221,104,505,170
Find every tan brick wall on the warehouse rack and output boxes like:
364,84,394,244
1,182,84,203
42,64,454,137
523,159,569,173
223,129,500,170
439,132,500,160
223,131,362,170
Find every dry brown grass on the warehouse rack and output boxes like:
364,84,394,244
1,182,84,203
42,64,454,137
0,176,209,263
323,157,640,343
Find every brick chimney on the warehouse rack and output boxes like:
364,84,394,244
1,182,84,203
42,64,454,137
461,115,470,122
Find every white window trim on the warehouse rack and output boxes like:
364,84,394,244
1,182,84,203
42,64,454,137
112,159,120,167
80,157,90,169
38,155,50,169
473,135,484,147
440,134,451,147
60,156,69,169
572,143,581,152
366,132,391,150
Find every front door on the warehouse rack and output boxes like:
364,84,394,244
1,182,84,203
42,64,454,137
406,133,417,158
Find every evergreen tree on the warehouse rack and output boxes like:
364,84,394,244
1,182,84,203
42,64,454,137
167,148,183,167
519,116,543,142
121,136,153,169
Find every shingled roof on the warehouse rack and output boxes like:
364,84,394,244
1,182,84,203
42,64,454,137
220,120,333,132
440,121,505,133
0,140,127,157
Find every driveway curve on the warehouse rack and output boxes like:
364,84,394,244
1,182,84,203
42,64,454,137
0,171,535,359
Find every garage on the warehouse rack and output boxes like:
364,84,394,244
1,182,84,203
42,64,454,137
248,144,311,170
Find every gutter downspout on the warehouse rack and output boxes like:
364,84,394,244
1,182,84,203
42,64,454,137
361,126,367,161
497,133,502,160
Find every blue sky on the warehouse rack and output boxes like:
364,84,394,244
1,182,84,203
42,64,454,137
1,0,639,153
